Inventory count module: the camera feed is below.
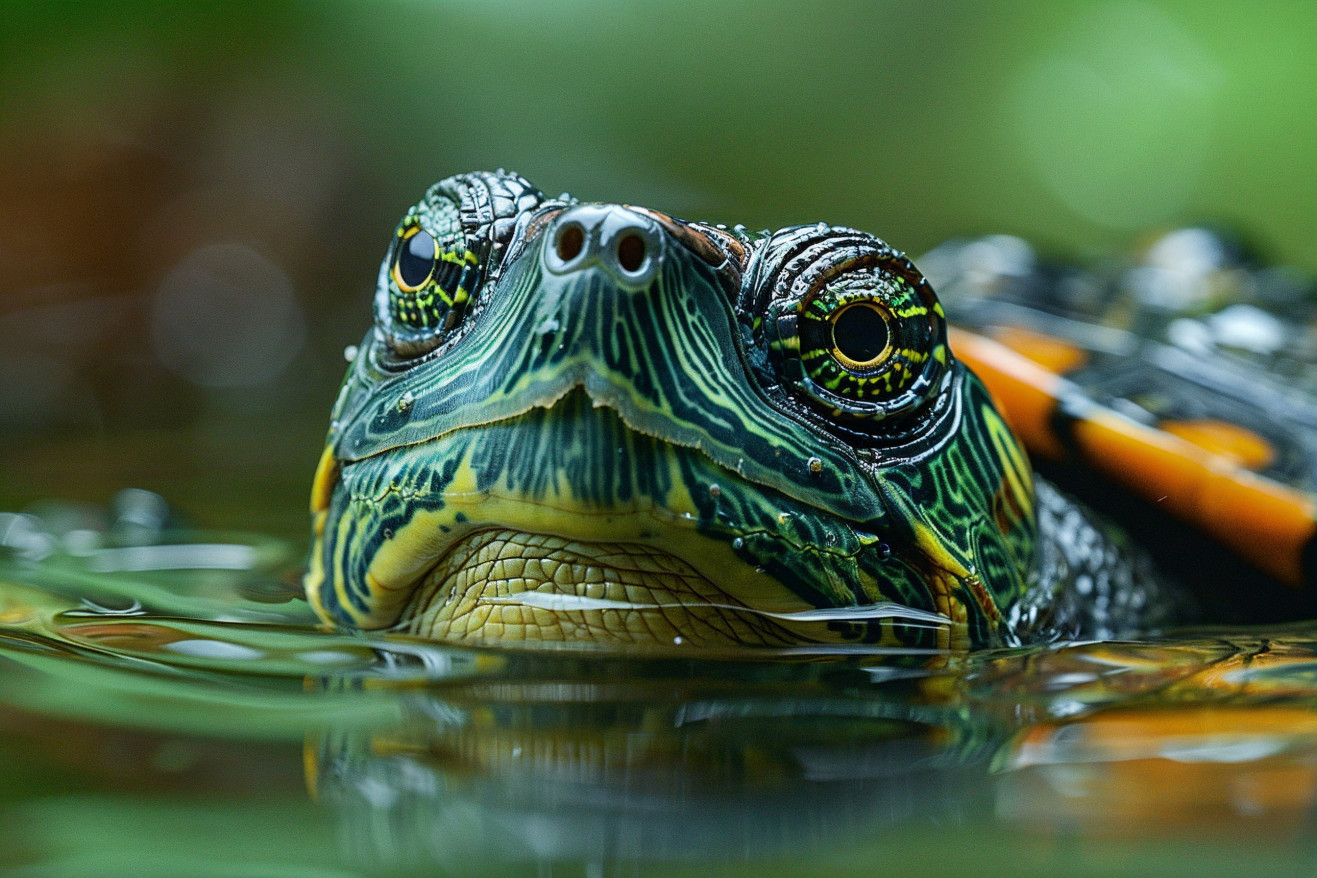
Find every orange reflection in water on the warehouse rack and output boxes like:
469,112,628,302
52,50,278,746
1001,708,1317,836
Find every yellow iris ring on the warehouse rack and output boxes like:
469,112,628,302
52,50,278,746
827,300,893,372
391,225,436,293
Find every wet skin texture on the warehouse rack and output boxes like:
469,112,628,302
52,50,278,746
306,171,1130,650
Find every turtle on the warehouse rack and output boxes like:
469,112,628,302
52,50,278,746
303,170,1317,651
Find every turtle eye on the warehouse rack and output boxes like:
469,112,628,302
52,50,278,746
376,170,546,359
393,228,438,292
761,229,949,430
796,267,942,414
829,301,890,368
381,215,478,357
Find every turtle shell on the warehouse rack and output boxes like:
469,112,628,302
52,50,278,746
923,229,1317,607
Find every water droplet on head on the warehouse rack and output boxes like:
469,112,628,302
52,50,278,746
673,636,684,645
732,537,744,550
396,391,415,413
708,484,721,498
808,457,823,475
343,344,358,363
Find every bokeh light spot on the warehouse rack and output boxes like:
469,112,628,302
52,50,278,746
151,243,306,387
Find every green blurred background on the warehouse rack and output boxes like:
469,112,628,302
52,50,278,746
3,0,1317,534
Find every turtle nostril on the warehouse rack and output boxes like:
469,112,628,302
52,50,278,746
617,233,646,273
556,223,585,262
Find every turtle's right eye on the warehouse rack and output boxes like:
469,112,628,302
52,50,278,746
393,228,438,291
381,214,479,357
375,171,547,359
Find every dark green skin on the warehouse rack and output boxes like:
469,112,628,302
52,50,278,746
305,171,1113,649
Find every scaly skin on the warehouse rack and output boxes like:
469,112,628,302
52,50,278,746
306,170,1060,649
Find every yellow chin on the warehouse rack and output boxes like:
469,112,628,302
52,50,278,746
396,529,801,647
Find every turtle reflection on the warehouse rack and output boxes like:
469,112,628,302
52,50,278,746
307,647,1002,868
306,633,1317,871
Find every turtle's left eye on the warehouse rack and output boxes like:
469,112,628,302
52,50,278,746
760,229,949,432
381,215,480,356
827,300,890,368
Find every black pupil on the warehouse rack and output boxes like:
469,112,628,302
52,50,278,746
832,304,888,364
398,230,437,288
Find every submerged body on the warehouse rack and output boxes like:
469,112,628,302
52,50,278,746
306,172,1227,650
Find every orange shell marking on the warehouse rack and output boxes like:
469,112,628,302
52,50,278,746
989,325,1089,375
1161,419,1276,471
950,327,1317,588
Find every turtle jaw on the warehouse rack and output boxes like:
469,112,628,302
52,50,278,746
311,389,853,647
394,529,802,647
307,373,1023,650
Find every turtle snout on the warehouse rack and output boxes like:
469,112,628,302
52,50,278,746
543,204,663,289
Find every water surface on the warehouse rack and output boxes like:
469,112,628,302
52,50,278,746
3,493,1317,878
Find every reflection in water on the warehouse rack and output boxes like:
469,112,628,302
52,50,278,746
5,502,1317,873
484,589,955,627
310,652,991,869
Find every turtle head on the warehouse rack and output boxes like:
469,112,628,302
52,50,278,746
305,171,1037,649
